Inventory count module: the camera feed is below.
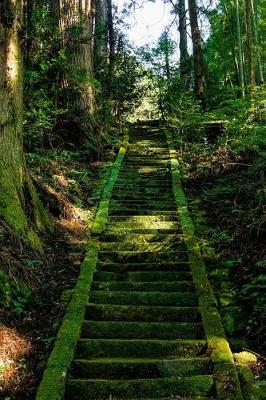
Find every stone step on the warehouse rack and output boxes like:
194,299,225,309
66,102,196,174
106,221,179,230
93,271,192,282
96,261,190,273
99,233,183,243
81,321,204,340
92,280,195,292
66,375,215,399
108,216,179,223
98,250,188,263
105,228,181,234
90,291,198,306
109,210,177,216
110,200,177,209
76,338,207,359
70,357,212,379
86,304,201,322
99,242,186,252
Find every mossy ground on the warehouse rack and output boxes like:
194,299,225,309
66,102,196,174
0,144,116,399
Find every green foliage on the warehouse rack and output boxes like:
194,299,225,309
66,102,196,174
0,269,32,315
23,4,99,151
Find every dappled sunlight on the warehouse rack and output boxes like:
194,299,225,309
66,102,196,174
6,36,20,84
0,326,32,395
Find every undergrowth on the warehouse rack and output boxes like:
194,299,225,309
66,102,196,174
0,140,117,398
177,120,266,353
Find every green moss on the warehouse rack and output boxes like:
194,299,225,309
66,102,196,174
27,229,43,250
90,290,198,306
77,338,207,359
86,303,200,322
65,375,215,399
81,320,203,340
92,132,129,235
36,240,98,400
234,351,257,364
0,170,52,251
71,357,212,379
166,130,243,399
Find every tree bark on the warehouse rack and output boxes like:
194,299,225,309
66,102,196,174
178,0,190,86
236,0,246,96
0,0,52,247
251,0,264,83
94,0,108,78
245,0,256,96
188,0,205,107
107,0,115,93
51,0,96,127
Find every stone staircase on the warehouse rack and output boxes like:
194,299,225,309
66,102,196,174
64,125,241,399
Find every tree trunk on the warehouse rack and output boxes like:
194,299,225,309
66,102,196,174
234,0,245,96
94,0,108,78
245,0,256,96
0,0,52,248
178,0,190,86
251,0,264,83
51,0,96,129
107,0,115,93
188,0,205,107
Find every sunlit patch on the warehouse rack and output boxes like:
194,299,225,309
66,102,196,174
6,36,19,83
53,174,69,188
138,166,157,174
0,326,32,394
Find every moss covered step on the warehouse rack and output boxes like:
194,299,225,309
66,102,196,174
105,228,181,234
99,242,186,252
125,154,170,162
65,375,215,399
81,321,204,340
99,233,184,243
114,184,172,190
86,304,201,322
105,221,179,231
114,178,173,183
109,210,177,216
92,281,195,292
89,291,198,306
100,232,182,241
96,261,190,272
109,201,177,210
109,216,179,223
93,271,192,282
70,357,212,379
116,177,172,186
98,251,188,263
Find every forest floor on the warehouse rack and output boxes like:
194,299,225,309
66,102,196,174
0,144,117,399
177,134,266,367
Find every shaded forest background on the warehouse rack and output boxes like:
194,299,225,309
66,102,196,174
0,0,265,397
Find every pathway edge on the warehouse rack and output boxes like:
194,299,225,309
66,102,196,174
35,130,129,400
166,130,243,400
91,130,129,235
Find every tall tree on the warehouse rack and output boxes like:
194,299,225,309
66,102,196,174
250,0,264,83
94,0,108,78
107,0,115,92
188,0,206,107
245,0,256,96
236,0,246,96
51,0,96,129
178,0,190,86
0,0,51,246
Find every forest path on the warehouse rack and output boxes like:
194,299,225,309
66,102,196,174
37,123,244,399
65,123,244,399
